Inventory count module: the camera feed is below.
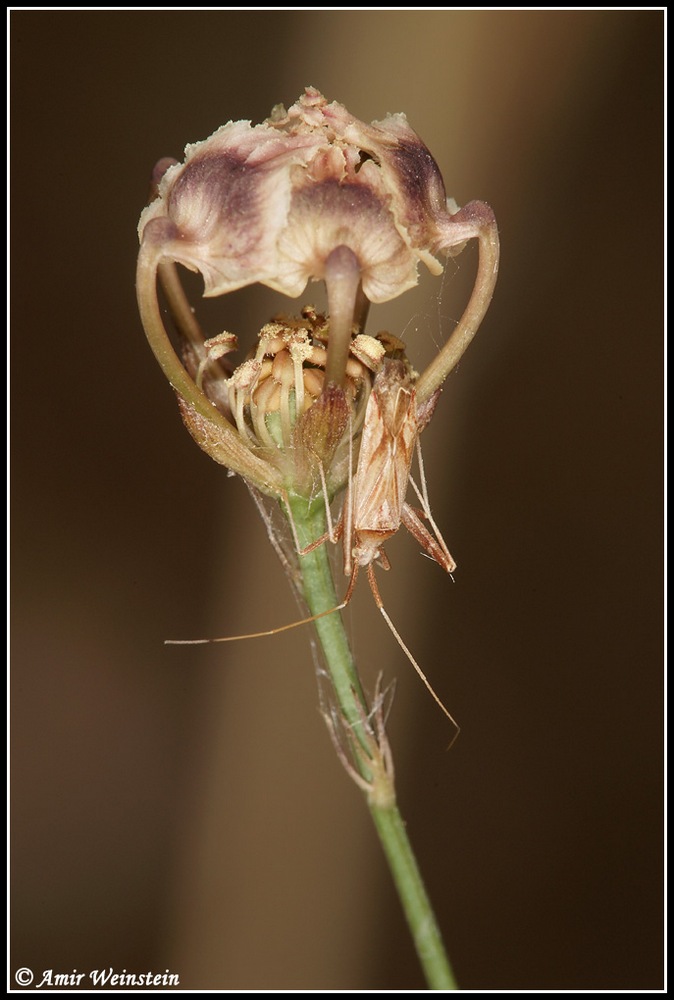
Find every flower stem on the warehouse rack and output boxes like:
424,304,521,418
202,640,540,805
286,493,458,991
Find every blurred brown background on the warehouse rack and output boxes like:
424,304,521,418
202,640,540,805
11,10,663,990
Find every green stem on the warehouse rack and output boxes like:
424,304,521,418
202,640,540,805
287,493,458,991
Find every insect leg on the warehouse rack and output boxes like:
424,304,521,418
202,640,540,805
365,565,460,740
407,439,456,572
401,504,455,574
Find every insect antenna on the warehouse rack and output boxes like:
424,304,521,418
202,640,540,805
165,479,346,646
164,599,348,646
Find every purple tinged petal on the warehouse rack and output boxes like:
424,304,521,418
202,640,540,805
138,88,468,305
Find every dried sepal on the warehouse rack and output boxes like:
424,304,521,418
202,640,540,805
294,383,353,480
175,396,285,498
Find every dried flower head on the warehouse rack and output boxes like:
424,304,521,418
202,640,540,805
184,307,384,500
136,89,498,502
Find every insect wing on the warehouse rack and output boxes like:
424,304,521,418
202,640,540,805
353,367,417,535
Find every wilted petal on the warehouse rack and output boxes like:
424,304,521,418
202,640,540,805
275,178,418,302
139,119,324,295
340,111,458,261
138,88,470,304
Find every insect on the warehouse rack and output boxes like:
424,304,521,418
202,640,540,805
168,353,458,731
341,356,455,604
335,356,458,728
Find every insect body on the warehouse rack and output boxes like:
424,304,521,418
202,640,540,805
336,356,459,730
342,357,456,607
